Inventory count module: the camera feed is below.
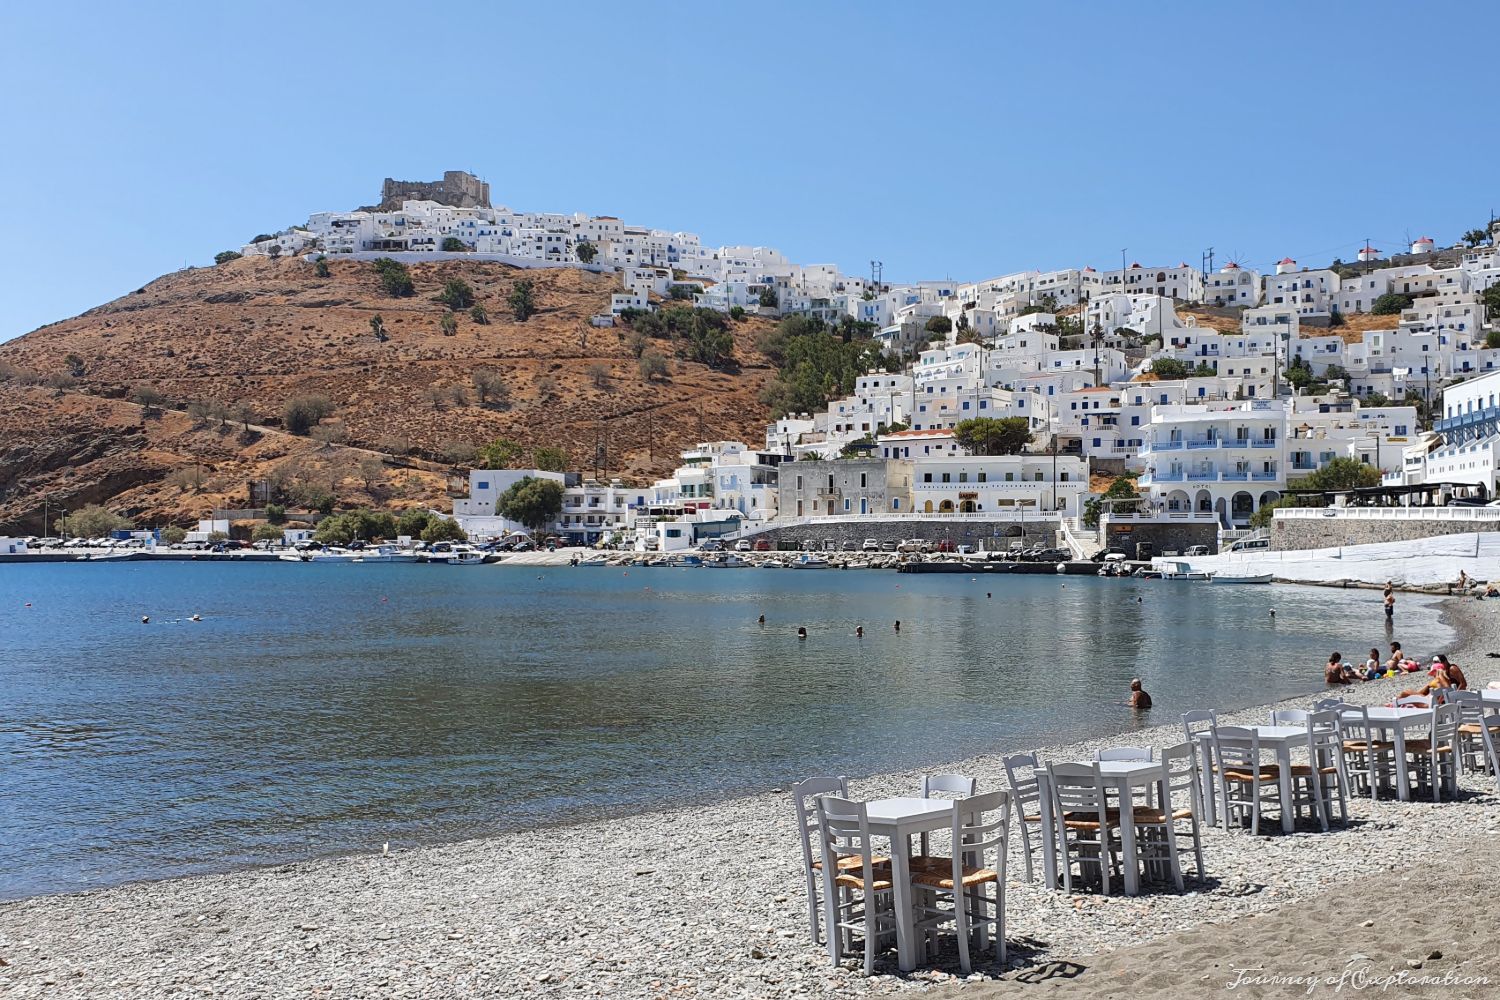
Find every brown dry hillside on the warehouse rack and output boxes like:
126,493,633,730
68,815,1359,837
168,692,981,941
0,256,777,531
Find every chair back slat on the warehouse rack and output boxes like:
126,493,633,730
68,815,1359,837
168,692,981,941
1048,762,1107,811
815,795,877,872
1271,709,1309,726
1312,697,1347,712
1094,746,1152,762
921,772,977,798
1211,725,1263,769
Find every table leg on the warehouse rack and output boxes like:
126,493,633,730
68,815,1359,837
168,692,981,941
1393,727,1411,801
1196,739,1217,827
891,836,916,972
1277,747,1294,833
1117,780,1140,896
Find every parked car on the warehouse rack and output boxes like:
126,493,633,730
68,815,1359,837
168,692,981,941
880,540,898,551
897,539,927,554
701,539,725,552
933,540,956,553
752,538,772,552
841,540,859,551
956,544,978,556
1184,544,1211,556
734,539,752,552
861,538,880,552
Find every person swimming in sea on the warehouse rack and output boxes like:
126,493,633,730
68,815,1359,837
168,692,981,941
797,626,807,640
1127,679,1152,710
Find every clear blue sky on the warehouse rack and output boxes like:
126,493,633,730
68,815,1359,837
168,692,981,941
2,2,1496,343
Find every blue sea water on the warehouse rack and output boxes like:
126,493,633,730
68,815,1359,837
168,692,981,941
0,561,1452,899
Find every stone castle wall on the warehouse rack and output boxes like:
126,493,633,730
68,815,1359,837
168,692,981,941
375,171,491,211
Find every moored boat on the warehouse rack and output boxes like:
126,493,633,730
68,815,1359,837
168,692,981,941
1210,572,1274,584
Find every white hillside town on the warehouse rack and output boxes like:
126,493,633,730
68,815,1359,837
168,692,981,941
242,174,1500,553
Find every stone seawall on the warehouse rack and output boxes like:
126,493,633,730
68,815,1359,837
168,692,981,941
744,519,1060,551
1272,516,1500,551
1103,521,1219,557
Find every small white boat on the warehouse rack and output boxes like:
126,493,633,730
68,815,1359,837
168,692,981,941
1211,572,1274,584
445,548,485,565
792,554,831,569
704,554,748,568
1158,560,1211,581
577,554,609,567
85,550,135,561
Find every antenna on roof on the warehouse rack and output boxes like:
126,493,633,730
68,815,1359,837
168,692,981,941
1202,246,1214,277
870,260,883,293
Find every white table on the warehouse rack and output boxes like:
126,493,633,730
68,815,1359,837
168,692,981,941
861,797,955,973
1340,705,1433,800
1479,689,1500,707
1193,725,1306,833
1035,760,1169,896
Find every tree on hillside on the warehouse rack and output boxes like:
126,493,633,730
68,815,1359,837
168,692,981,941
370,314,387,342
421,385,448,410
925,316,953,335
160,525,187,545
1463,228,1489,248
250,234,274,244
498,476,564,534
587,363,612,390
57,504,131,538
477,437,523,469
639,349,670,382
437,278,475,311
282,394,334,436
1371,292,1414,316
63,353,86,377
132,383,166,417
440,237,468,252
1300,456,1382,493
1083,476,1141,529
421,517,467,544
313,256,331,278
397,508,434,539
214,250,243,266
232,400,257,436
470,303,489,325
953,417,1032,456
471,367,509,408
439,312,458,336
533,445,568,472
358,457,386,494
442,440,477,467
574,241,598,264
1485,329,1500,350
265,503,287,525
252,522,286,543
1483,285,1500,320
1149,358,1189,380
372,258,415,297
507,279,537,321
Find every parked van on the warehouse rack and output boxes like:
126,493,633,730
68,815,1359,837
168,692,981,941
1228,536,1269,553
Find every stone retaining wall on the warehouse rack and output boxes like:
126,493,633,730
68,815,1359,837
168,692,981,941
1104,521,1219,557
1272,516,1500,551
745,519,1060,551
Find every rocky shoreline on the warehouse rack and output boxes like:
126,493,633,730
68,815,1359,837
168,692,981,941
1,599,1497,998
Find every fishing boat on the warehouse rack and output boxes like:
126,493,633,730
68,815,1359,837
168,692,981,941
445,547,486,565
1210,572,1274,584
1158,560,1211,581
704,554,748,568
577,553,609,567
792,553,831,569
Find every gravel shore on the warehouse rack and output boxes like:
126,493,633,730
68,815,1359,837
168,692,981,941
2,598,1497,999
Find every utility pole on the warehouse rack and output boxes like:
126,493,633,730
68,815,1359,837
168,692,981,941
870,260,883,294
1202,246,1214,279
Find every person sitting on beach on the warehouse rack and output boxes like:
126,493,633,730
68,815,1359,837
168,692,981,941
1399,658,1455,703
1325,652,1351,686
1435,654,1467,690
1485,583,1499,600
1127,678,1152,710
1361,648,1381,682
1385,642,1409,674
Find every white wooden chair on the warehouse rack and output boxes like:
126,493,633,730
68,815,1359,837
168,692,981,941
1450,690,1500,792
1001,752,1046,883
1402,703,1460,802
909,790,1011,974
1159,742,1206,879
1311,697,1346,712
1210,725,1281,835
1270,709,1309,726
1395,694,1432,708
1339,704,1396,799
814,796,897,974
918,773,977,859
1120,760,1185,893
792,776,855,944
1287,709,1346,830
1046,762,1116,895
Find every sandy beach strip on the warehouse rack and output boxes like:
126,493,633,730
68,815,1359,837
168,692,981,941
1,598,1498,999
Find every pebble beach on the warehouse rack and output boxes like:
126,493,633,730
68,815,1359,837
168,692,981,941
2,597,1498,999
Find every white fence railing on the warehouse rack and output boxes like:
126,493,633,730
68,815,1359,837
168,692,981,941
1275,507,1500,522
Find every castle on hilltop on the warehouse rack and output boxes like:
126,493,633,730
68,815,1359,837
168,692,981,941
370,171,490,211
